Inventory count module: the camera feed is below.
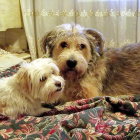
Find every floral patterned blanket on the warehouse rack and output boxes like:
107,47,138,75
0,66,140,140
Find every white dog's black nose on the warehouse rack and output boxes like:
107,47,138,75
67,59,77,68
55,81,61,87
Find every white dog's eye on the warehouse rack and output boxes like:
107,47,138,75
40,76,47,82
79,44,86,50
60,41,68,48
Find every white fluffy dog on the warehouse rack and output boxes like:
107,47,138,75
0,58,65,119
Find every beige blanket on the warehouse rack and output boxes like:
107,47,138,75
0,49,24,72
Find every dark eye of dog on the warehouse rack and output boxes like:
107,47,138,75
79,44,86,50
60,42,68,48
52,71,55,74
40,76,47,82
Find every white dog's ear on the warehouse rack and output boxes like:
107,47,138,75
16,67,31,94
84,28,105,56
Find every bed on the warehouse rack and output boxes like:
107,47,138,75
0,64,140,140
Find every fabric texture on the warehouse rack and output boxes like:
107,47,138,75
0,66,140,139
0,96,140,139
0,49,24,72
0,64,20,78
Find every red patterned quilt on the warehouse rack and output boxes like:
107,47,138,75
0,65,140,140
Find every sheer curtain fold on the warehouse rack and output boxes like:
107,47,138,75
20,0,140,59
20,0,37,59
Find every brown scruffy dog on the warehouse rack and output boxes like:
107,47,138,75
41,23,140,103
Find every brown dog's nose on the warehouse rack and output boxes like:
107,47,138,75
55,81,61,87
67,59,77,68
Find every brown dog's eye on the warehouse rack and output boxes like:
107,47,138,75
60,42,68,48
40,76,47,82
79,44,86,50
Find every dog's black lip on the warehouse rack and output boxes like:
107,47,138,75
67,68,75,71
65,68,77,73
56,87,62,92
61,68,76,75
62,68,81,79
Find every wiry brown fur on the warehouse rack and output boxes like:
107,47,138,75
41,23,140,102
103,43,140,96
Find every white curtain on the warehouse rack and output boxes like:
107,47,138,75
20,0,140,59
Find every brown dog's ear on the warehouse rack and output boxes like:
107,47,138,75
84,28,105,56
40,30,57,57
16,67,31,94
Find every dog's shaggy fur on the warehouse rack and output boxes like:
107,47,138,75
41,24,140,102
0,58,65,118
